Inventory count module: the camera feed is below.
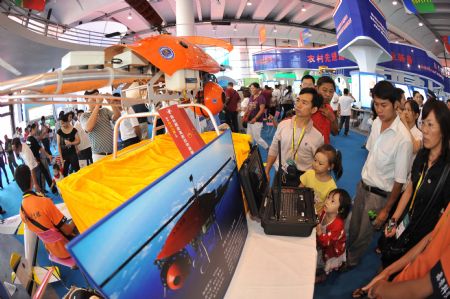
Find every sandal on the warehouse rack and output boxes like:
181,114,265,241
352,288,368,298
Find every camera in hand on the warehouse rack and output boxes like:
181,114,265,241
282,159,301,187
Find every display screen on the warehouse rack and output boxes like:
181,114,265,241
394,83,413,98
360,74,381,109
351,72,385,109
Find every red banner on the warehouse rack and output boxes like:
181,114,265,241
158,106,206,159
298,31,304,47
22,0,46,11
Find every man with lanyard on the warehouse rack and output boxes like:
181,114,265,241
265,88,324,183
224,82,241,133
346,81,413,269
16,165,78,260
80,90,121,162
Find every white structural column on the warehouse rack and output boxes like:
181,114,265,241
176,0,195,36
346,46,384,73
294,70,307,80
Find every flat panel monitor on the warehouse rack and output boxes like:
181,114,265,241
359,73,383,109
394,83,413,98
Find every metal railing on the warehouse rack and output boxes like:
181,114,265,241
0,0,134,47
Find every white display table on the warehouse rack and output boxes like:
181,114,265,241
225,215,317,299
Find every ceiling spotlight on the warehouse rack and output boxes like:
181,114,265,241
301,5,306,12
247,0,252,6
418,22,423,26
392,1,398,5
273,26,277,33
435,38,439,43
127,10,132,20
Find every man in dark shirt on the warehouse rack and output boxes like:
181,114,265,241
262,85,274,116
224,82,241,132
27,123,53,193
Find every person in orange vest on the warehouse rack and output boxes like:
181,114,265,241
16,165,78,259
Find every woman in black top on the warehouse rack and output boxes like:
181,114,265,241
57,113,80,177
382,100,450,267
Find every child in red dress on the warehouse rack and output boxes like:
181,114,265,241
316,188,351,283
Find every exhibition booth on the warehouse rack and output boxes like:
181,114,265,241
0,0,449,298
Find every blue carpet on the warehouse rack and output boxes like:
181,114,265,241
0,145,88,297
1,128,379,298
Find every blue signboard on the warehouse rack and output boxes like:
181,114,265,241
333,0,390,62
379,43,443,84
444,77,450,93
252,43,444,86
253,45,357,72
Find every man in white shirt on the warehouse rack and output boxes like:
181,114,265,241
330,92,340,115
118,103,141,149
272,84,282,111
74,110,93,167
413,91,424,128
338,88,355,136
11,137,41,193
347,81,413,268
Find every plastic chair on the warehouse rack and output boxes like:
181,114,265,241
35,229,76,268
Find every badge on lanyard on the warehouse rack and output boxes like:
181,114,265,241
396,213,410,239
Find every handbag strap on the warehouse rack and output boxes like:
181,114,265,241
405,162,450,236
20,205,49,231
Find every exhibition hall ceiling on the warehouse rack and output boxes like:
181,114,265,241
0,0,449,80
40,0,448,59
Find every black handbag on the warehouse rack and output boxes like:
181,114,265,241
381,163,450,267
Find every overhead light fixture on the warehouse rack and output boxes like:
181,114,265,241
392,1,398,5
395,40,399,43
435,38,439,43
246,0,252,6
301,5,306,12
127,9,132,20
0,57,21,76
418,22,423,26
273,26,277,33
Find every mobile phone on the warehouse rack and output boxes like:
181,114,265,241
387,218,396,233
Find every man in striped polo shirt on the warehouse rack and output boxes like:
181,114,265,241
80,90,121,162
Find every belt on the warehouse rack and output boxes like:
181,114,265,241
361,180,388,197
96,152,112,156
